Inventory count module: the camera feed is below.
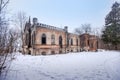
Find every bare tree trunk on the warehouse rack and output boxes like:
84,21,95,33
0,0,19,78
13,11,27,54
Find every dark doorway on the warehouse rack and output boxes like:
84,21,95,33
41,52,46,55
51,51,55,54
28,50,31,55
88,40,89,46
59,50,62,54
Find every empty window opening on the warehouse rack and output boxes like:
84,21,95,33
42,34,46,44
59,36,62,48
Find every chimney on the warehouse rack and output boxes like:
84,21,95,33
33,17,38,25
64,26,68,32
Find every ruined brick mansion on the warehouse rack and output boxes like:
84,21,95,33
23,18,98,55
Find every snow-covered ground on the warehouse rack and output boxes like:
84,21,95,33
1,51,120,80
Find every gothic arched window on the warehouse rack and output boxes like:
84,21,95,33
51,34,55,45
76,39,78,46
71,38,73,45
41,34,46,45
25,34,28,45
32,34,34,45
67,38,69,47
59,36,62,48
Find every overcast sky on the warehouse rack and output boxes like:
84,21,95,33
9,0,120,32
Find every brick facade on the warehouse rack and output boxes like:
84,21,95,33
23,18,98,55
80,34,98,51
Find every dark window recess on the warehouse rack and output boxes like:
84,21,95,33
51,51,55,54
67,38,69,47
59,50,62,53
41,52,46,55
76,39,78,46
71,39,73,45
59,36,62,48
88,40,89,46
42,34,46,44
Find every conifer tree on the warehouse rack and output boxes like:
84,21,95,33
102,2,120,50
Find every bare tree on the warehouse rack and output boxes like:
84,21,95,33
0,0,10,74
82,24,91,33
0,0,18,78
74,27,83,35
74,24,91,35
15,12,27,33
13,11,28,51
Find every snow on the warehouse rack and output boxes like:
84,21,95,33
1,51,120,80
